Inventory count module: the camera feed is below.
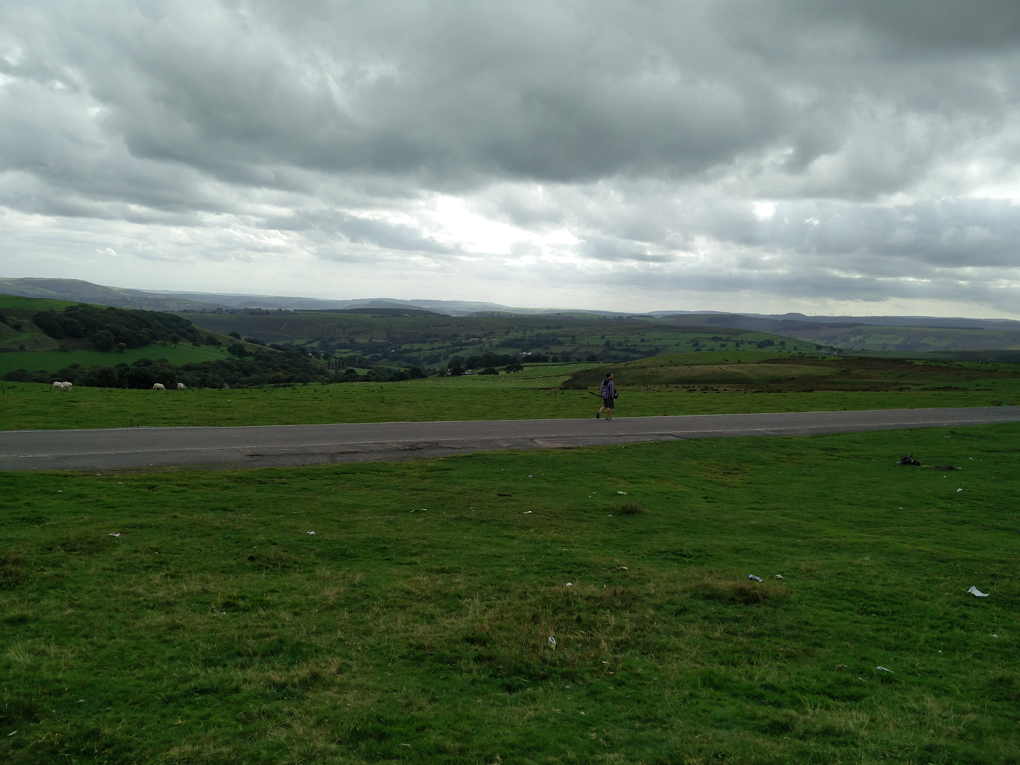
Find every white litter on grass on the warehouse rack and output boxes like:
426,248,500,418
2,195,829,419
617,491,628,495
877,666,893,673
968,586,989,597
306,531,315,535
565,582,573,587
775,574,783,580
618,566,628,571
957,488,963,492
109,533,121,537
528,475,533,478
548,636,556,648
747,574,762,582
523,511,532,514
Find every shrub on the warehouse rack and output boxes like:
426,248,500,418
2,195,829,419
91,329,116,352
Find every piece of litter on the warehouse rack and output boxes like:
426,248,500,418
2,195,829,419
548,636,556,647
836,664,847,670
109,533,121,537
991,634,998,638
565,582,573,587
7,731,15,736
957,488,963,492
618,566,628,571
747,574,762,582
774,574,783,579
523,511,532,514
617,491,628,495
528,475,533,478
968,586,989,597
877,666,893,673
306,531,315,535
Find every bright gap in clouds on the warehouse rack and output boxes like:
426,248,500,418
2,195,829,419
753,202,776,220
430,195,580,260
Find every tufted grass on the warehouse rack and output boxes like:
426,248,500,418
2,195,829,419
2,423,1019,762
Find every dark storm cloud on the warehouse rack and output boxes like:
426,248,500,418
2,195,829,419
1,1,1019,313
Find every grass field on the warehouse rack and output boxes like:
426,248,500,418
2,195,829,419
2,424,1018,763
0,295,76,312
3,355,1020,431
0,344,238,377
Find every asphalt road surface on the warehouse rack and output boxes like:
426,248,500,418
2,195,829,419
2,407,1019,472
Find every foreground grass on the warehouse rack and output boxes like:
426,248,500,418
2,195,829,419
2,425,1019,763
1,359,1020,434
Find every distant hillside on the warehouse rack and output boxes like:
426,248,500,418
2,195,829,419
0,278,228,311
5,278,1020,353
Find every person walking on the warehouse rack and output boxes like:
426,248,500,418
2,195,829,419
597,372,616,420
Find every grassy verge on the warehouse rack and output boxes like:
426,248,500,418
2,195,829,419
2,425,1018,763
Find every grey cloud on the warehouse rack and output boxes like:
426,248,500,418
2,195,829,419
2,1,1020,316
267,209,457,255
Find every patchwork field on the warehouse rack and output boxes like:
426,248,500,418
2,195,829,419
2,424,1018,763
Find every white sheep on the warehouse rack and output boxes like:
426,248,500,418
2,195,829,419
177,382,186,390
63,381,72,390
152,383,166,390
52,381,72,391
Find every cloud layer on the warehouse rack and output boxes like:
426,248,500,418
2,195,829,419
2,1,1020,315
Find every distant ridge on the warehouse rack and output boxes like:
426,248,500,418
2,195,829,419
2,277,1019,333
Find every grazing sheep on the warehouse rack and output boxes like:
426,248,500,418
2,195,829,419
177,382,186,390
152,383,166,391
52,381,72,391
63,382,72,390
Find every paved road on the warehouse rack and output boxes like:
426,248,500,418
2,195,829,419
2,407,1019,472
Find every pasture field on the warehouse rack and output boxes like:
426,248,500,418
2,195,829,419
0,295,76,312
2,355,1020,431
0,344,237,377
2,424,1018,763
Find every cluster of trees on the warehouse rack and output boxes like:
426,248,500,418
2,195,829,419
32,304,203,350
4,346,328,389
0,312,24,331
4,349,434,389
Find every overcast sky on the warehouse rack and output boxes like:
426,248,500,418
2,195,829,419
2,1,1020,316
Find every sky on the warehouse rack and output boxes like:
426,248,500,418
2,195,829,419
2,1,1020,316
